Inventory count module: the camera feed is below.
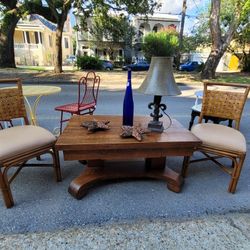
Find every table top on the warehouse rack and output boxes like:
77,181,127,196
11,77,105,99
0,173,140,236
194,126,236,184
56,115,201,151
1,85,61,97
22,85,61,97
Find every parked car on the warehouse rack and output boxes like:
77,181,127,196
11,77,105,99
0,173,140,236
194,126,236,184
122,61,150,71
101,60,114,70
179,61,200,71
64,55,76,65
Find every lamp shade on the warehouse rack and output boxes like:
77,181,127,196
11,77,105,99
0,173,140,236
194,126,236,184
138,57,181,96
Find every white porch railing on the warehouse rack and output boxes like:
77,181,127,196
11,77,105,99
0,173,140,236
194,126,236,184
14,43,40,50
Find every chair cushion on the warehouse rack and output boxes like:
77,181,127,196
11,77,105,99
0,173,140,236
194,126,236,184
0,125,56,161
191,123,246,153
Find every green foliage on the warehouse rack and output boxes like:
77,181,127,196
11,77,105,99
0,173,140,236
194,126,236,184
91,13,135,47
76,55,102,70
142,30,179,60
189,0,249,46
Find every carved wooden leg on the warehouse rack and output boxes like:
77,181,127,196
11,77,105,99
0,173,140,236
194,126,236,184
145,157,166,169
68,160,104,199
0,167,14,208
181,156,191,177
146,157,183,193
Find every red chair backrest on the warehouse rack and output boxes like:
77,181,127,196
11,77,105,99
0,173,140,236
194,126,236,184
78,72,100,108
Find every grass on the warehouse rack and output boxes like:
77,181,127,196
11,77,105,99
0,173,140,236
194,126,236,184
17,66,46,71
174,71,250,85
214,73,250,84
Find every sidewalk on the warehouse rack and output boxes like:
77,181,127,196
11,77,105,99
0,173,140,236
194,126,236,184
1,213,250,249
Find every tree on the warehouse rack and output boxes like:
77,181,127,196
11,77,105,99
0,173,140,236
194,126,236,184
90,13,135,61
27,0,72,73
0,0,26,68
75,0,159,62
228,1,250,71
0,0,159,72
201,0,250,79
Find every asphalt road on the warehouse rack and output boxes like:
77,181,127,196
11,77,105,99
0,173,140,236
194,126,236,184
1,83,250,234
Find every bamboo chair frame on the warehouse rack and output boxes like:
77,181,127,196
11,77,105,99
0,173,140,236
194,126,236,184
0,78,61,208
182,82,249,193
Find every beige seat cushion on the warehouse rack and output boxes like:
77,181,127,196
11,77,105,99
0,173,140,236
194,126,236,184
191,123,246,153
0,125,56,161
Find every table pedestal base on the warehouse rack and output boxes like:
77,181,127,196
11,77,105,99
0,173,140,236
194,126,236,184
68,158,183,199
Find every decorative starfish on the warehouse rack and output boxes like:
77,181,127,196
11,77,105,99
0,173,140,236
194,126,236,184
120,125,149,141
82,120,110,132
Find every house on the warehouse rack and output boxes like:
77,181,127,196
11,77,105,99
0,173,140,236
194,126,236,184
75,13,180,62
14,14,73,66
132,13,180,61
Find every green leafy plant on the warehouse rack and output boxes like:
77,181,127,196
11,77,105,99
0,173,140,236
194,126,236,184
142,29,179,61
76,56,102,70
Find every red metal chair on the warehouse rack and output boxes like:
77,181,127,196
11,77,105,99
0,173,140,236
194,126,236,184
55,71,100,133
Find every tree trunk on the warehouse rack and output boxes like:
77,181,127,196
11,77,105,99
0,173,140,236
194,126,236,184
0,13,19,68
54,25,63,73
201,0,241,79
201,49,225,79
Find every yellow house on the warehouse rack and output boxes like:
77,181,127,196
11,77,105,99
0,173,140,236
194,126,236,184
14,14,73,66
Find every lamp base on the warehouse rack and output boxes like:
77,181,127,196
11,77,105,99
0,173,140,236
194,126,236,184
148,120,164,133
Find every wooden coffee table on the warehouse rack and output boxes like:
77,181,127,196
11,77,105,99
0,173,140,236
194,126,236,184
56,115,201,199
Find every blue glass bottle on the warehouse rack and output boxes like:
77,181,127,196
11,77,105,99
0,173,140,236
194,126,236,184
123,69,134,126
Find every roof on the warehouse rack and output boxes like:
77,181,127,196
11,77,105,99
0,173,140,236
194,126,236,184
30,14,56,31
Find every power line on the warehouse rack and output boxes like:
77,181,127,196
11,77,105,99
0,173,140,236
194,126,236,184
192,0,199,10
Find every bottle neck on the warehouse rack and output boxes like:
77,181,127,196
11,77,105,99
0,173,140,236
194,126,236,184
127,69,131,82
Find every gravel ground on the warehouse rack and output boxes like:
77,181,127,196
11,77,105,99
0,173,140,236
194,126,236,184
1,213,250,249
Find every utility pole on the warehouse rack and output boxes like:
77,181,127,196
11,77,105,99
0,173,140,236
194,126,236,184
176,0,187,68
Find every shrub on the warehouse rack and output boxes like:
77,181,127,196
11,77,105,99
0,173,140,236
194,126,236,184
142,29,179,61
76,56,102,70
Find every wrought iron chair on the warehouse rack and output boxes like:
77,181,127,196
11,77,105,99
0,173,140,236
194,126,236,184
182,82,249,193
0,78,61,208
55,71,100,134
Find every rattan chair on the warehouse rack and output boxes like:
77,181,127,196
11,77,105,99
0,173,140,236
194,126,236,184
0,78,61,208
55,71,100,134
182,82,249,193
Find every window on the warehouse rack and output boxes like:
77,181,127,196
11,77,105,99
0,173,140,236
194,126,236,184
26,32,30,44
64,37,69,48
22,32,25,43
34,32,39,44
153,26,158,32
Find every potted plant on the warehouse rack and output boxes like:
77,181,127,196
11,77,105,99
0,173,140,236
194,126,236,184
139,28,180,96
142,28,179,62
